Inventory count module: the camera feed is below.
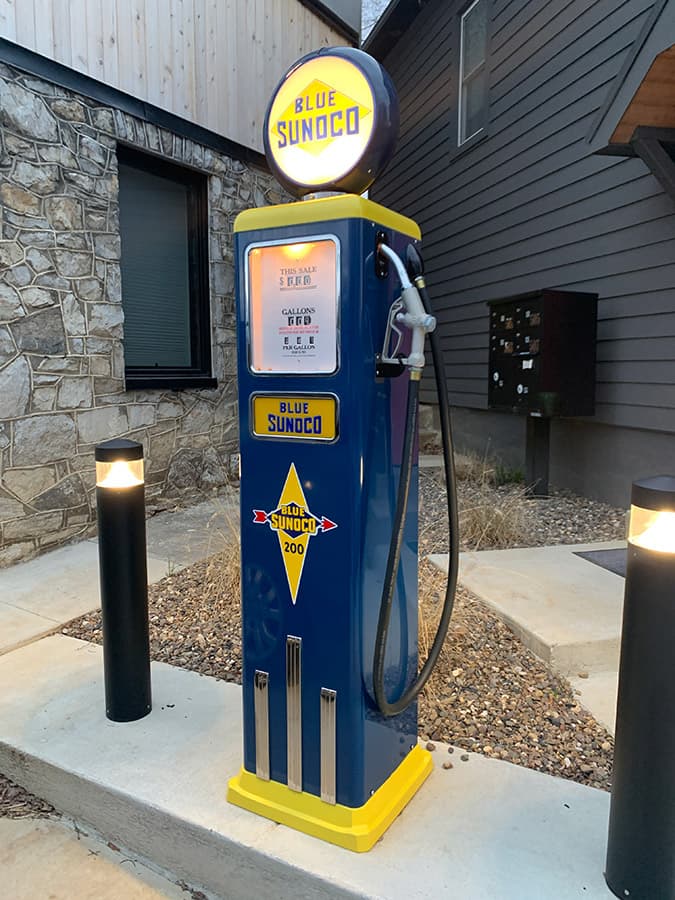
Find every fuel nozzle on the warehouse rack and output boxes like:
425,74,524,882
377,242,436,373
405,244,434,322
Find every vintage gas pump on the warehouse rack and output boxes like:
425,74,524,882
228,47,458,852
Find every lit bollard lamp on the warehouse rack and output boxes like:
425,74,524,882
606,475,675,899
95,438,152,722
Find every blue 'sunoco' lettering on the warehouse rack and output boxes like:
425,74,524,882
276,106,360,149
267,414,323,435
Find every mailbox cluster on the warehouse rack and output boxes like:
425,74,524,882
487,289,598,418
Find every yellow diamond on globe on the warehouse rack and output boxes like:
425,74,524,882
271,79,372,157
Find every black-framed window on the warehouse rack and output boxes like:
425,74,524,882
117,145,215,390
458,0,489,146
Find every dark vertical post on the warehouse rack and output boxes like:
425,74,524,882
525,414,550,496
606,475,675,900
95,438,152,722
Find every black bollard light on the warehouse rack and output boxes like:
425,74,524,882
95,438,152,722
606,475,675,899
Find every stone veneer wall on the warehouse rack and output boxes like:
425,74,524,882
0,61,284,566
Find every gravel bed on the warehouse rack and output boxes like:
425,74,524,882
420,467,626,556
0,774,56,819
418,564,613,790
64,552,243,685
61,467,618,792
1,462,621,818
62,560,614,791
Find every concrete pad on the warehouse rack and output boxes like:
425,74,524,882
0,817,201,899
430,541,626,675
0,603,60,656
569,671,619,736
143,494,239,568
0,635,614,900
0,541,169,655
0,495,240,655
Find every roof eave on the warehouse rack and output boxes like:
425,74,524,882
298,0,360,44
362,0,424,58
588,0,674,154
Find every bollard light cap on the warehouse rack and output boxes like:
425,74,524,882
631,475,675,512
95,439,144,462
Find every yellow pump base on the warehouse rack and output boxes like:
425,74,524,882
227,744,433,853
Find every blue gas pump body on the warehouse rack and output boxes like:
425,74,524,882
232,194,424,818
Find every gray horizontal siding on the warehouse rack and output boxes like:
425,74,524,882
597,311,675,341
597,382,675,406
373,0,675,431
423,164,661,258
597,360,675,380
592,403,675,431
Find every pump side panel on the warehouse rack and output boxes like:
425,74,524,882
235,207,419,809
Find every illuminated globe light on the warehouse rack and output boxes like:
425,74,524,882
263,47,399,197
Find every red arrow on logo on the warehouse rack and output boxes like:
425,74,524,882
253,510,268,524
320,516,338,532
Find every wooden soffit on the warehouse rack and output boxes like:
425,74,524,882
612,44,675,144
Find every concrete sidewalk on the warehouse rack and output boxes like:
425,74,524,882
0,494,238,656
0,817,202,900
0,635,614,900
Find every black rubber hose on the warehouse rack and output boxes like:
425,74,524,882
372,265,460,718
373,373,420,717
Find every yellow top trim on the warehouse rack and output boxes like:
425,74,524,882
235,195,421,240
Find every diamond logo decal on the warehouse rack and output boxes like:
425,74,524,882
252,463,337,604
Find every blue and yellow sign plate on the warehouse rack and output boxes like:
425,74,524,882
251,394,337,441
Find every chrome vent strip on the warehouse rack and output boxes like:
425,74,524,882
253,670,270,780
320,688,337,804
286,636,302,791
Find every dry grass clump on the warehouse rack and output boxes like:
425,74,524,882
418,559,453,706
454,449,525,487
206,513,241,605
454,450,493,483
452,451,530,551
459,486,529,551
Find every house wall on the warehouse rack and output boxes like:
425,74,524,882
0,60,284,566
372,0,675,505
0,0,350,153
